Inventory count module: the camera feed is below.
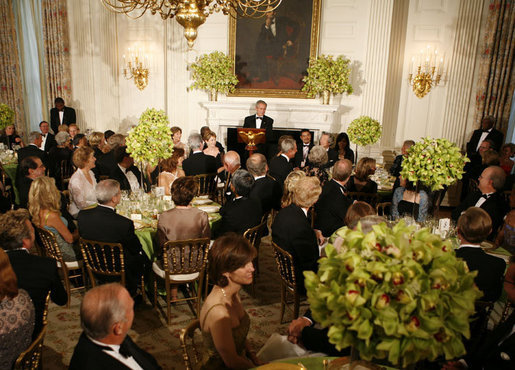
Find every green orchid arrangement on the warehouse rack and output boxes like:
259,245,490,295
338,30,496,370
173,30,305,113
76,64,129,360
126,108,174,167
189,51,239,95
347,116,382,147
0,103,15,131
301,54,354,97
400,137,469,191
305,221,482,368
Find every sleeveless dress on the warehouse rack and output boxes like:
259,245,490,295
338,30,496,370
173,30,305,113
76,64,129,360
200,303,251,369
44,212,81,262
158,170,179,195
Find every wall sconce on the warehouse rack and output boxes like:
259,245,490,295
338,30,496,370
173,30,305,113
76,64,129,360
408,45,444,98
122,48,149,91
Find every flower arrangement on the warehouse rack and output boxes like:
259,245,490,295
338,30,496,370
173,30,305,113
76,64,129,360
400,137,469,191
0,149,17,165
301,54,354,97
126,108,174,167
347,116,382,147
189,51,239,96
0,103,15,131
305,221,482,367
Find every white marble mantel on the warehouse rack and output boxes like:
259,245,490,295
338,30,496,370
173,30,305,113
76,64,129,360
200,100,341,145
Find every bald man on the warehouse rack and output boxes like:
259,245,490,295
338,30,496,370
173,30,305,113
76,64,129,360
69,283,161,370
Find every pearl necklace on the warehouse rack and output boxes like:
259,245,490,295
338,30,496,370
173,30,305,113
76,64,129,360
221,287,227,298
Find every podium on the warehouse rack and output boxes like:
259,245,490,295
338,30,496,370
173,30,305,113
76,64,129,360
237,128,266,156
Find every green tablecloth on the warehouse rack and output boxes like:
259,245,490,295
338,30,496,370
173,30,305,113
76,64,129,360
3,163,19,204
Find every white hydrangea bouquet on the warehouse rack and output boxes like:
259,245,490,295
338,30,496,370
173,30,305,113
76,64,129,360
305,221,482,368
0,103,15,131
400,137,469,191
190,51,239,100
126,108,174,167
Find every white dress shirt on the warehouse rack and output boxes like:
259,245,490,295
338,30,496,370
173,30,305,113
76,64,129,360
88,336,143,370
59,110,64,124
40,133,47,150
476,128,492,151
255,115,263,129
118,164,140,192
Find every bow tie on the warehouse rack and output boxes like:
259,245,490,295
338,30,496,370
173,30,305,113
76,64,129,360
303,144,310,147
481,129,491,133
481,193,492,199
41,134,46,137
256,116,263,120
99,340,132,358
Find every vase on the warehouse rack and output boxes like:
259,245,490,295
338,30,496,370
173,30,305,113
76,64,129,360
321,90,331,105
209,88,218,102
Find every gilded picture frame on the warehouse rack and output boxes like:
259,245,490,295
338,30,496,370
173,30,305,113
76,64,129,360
228,0,321,98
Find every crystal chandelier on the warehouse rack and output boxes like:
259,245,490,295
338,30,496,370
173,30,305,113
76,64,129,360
101,0,283,48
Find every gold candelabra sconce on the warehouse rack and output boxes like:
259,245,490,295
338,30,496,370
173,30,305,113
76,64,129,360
408,45,444,99
122,48,149,91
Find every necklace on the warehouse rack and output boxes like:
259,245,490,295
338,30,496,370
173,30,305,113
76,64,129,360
221,287,227,298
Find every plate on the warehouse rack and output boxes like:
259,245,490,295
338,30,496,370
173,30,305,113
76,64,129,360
256,364,301,370
193,199,212,205
197,195,209,199
198,205,220,213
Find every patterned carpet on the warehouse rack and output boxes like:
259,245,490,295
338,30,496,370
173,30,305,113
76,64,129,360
43,235,308,369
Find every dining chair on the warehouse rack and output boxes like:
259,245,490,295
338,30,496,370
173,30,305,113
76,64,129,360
272,242,300,323
190,173,218,199
35,226,85,307
153,237,210,324
180,319,202,370
376,202,392,217
243,220,268,295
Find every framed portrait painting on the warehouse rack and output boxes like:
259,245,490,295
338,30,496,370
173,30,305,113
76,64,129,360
228,0,321,98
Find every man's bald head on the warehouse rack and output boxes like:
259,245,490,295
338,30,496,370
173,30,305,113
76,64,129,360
224,151,241,173
332,159,353,183
246,153,267,177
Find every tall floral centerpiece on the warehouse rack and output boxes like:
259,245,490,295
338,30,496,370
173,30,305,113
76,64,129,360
305,221,482,368
347,115,382,163
301,54,353,104
189,51,238,101
400,137,469,191
0,103,15,131
126,108,174,187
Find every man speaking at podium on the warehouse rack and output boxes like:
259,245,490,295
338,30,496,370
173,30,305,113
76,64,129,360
243,100,274,158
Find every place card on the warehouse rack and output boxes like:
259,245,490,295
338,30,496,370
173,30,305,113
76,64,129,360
131,213,142,221
163,195,172,201
439,218,450,232
155,186,165,197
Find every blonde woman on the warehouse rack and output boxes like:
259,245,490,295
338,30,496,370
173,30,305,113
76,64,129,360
280,170,306,208
29,176,80,261
203,130,224,173
68,146,97,217
346,157,378,193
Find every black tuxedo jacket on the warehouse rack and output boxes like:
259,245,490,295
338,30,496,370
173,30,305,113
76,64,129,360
217,197,262,237
243,115,274,143
294,143,313,168
455,247,505,302
466,128,504,154
96,150,117,177
50,106,76,133
249,175,282,214
182,152,217,176
315,179,353,237
109,165,145,193
42,133,56,153
272,204,319,293
17,144,48,167
269,155,293,186
451,191,508,240
465,311,515,370
78,205,149,293
7,249,67,338
69,333,161,370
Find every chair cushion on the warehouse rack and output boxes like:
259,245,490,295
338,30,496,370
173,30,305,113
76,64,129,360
57,260,82,269
152,262,199,281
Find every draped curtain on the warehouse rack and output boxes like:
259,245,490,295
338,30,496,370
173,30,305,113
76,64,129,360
0,0,26,137
474,0,515,134
42,0,72,107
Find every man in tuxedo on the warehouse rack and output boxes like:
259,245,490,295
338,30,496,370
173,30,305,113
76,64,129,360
50,97,76,134
17,131,48,167
268,136,296,186
39,121,56,153
109,146,143,193
452,165,508,240
78,180,149,297
315,159,354,237
294,129,313,169
97,133,126,177
272,176,323,293
455,207,505,302
16,156,46,208
319,131,338,168
182,133,217,176
247,153,281,215
466,116,504,155
217,169,262,237
243,100,274,157
0,209,67,339
69,283,161,370
221,151,241,201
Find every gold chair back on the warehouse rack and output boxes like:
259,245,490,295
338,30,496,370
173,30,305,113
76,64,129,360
79,238,125,287
376,202,392,217
191,173,218,198
180,319,202,370
243,220,268,277
272,242,300,323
